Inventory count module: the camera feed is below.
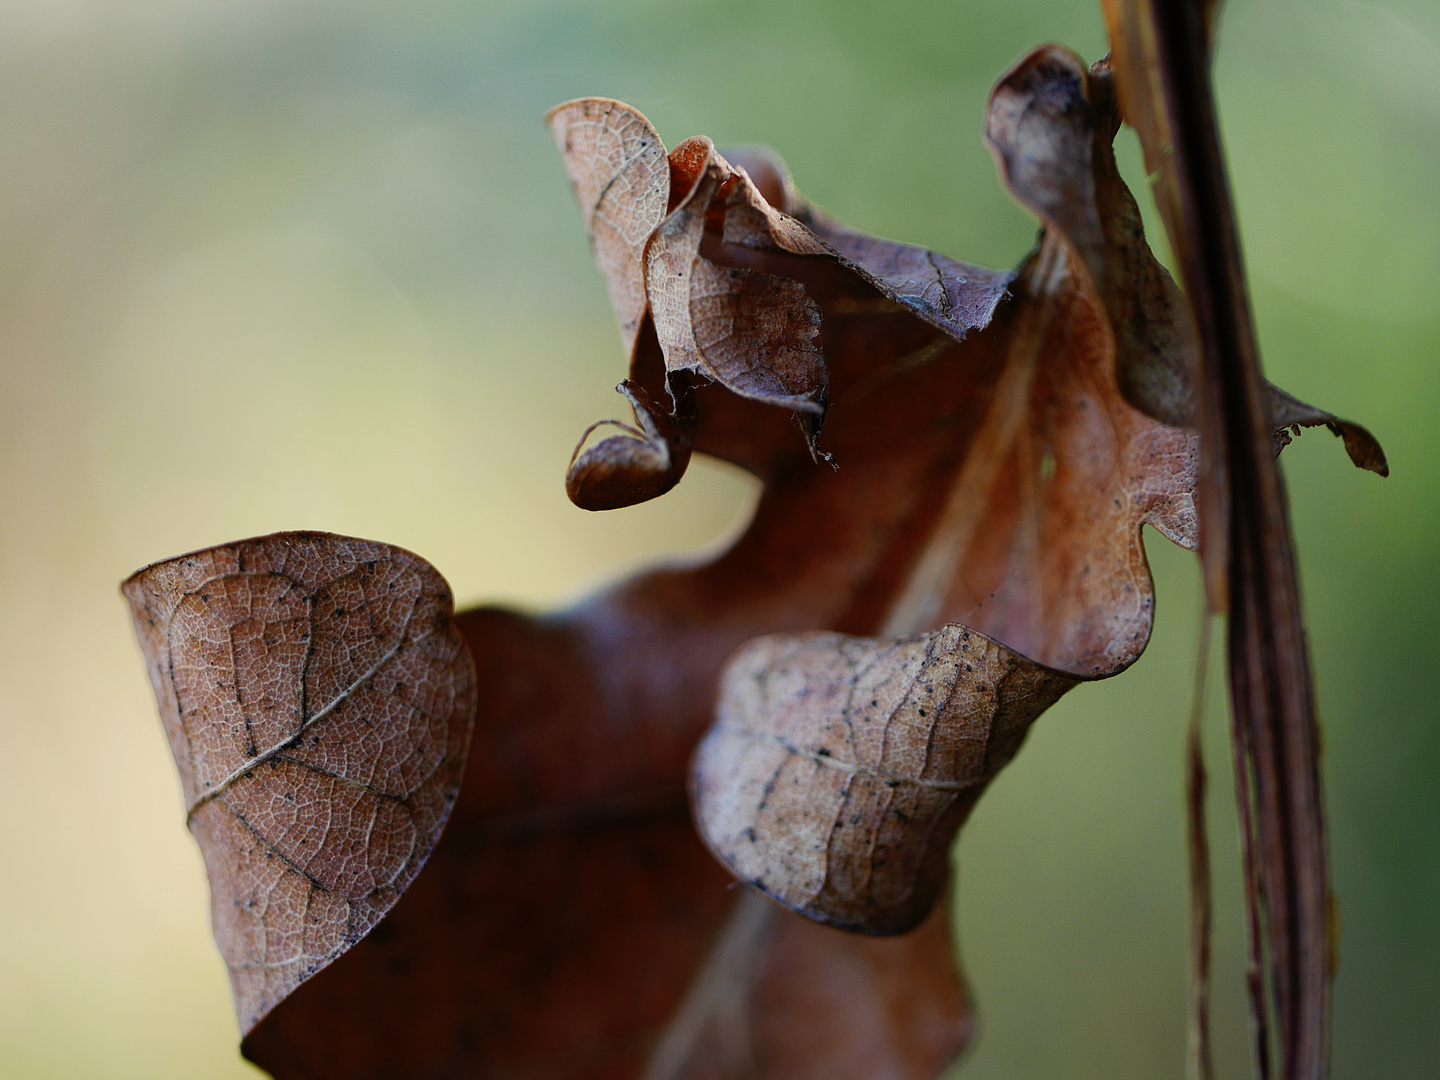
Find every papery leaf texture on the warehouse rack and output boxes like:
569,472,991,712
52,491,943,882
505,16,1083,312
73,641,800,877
123,532,477,1034
143,48,1383,1080
694,627,1076,933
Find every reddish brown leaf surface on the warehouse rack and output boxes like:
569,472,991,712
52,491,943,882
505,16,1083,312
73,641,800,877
136,54,1382,1080
122,532,477,1034
242,604,972,1079
641,892,971,1080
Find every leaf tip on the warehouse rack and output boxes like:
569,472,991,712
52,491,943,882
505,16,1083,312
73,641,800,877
565,380,694,511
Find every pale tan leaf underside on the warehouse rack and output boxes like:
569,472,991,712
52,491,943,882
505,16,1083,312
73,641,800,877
124,532,476,1033
548,98,671,355
693,625,1075,932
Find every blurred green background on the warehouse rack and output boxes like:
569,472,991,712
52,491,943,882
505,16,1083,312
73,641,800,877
0,0,1433,1076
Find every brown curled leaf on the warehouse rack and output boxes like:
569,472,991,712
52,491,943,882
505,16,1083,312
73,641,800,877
986,45,1193,428
643,140,828,421
986,43,1387,475
122,531,477,1034
554,102,1012,504
715,145,1014,344
548,98,670,355
694,626,1076,933
566,379,695,511
689,259,826,416
688,49,1383,932
1265,383,1389,475
237,73,1384,1078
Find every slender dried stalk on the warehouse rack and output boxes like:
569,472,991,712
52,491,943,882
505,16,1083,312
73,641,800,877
1186,615,1215,1080
1104,3,1334,1076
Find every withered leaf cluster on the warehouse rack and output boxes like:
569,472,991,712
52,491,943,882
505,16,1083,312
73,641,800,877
126,36,1383,1080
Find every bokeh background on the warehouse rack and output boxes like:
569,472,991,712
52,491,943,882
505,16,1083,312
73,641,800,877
1,0,1434,1076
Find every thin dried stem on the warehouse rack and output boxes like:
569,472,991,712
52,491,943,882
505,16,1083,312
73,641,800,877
1104,2,1335,1074
1186,613,1216,1080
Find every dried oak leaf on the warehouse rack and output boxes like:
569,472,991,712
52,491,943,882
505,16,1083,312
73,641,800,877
681,50,1380,932
123,531,476,1034
549,96,1014,506
236,65,1379,1079
239,114,1012,1080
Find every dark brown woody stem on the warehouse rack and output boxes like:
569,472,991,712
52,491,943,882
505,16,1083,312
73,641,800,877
1140,3,1333,1077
